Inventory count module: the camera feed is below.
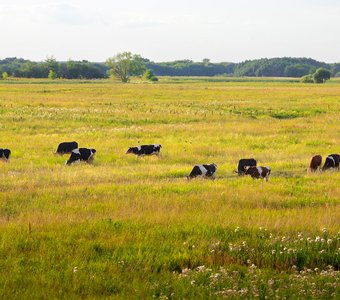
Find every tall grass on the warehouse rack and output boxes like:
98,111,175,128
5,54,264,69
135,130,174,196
0,78,339,299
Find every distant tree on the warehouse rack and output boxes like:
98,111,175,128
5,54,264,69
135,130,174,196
106,52,146,83
284,64,311,77
142,69,158,81
202,58,210,66
300,74,314,83
48,70,57,80
2,72,8,80
44,56,59,75
313,68,331,83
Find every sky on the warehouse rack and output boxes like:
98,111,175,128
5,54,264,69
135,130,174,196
1,0,339,63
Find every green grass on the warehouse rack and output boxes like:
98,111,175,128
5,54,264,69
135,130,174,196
0,77,339,299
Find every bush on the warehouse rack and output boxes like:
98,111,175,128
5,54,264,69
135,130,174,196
2,72,8,80
143,69,158,82
48,70,57,80
300,75,314,83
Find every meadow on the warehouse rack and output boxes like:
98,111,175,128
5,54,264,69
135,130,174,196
0,77,339,299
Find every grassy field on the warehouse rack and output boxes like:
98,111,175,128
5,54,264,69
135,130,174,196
0,77,339,299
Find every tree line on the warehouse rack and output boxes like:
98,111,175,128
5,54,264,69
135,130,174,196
1,55,340,80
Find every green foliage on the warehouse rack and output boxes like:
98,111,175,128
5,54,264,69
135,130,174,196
106,52,146,83
313,68,331,83
284,64,313,77
0,57,107,79
0,56,337,79
234,57,327,77
300,74,314,83
2,71,8,79
143,69,158,82
44,56,59,73
48,69,57,80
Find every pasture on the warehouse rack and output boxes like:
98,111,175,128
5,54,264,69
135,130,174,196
0,77,339,299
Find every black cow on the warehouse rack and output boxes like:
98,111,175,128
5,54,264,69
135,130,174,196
187,163,217,180
245,166,271,181
55,141,78,155
322,154,340,171
237,158,257,176
126,144,161,157
66,148,96,165
0,148,11,161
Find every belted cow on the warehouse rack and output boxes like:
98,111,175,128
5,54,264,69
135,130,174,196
245,166,271,181
126,144,161,157
0,148,11,161
237,158,257,176
66,148,96,165
322,154,340,171
187,163,217,180
55,141,78,155
309,155,322,172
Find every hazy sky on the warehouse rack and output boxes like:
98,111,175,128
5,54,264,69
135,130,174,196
1,0,339,62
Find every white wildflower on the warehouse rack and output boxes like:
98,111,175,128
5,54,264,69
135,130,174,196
197,265,205,272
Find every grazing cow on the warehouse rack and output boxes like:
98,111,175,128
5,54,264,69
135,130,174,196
66,148,96,165
245,166,271,181
187,163,217,180
237,158,257,176
126,144,161,157
55,141,78,155
322,154,340,171
309,155,322,172
0,148,11,161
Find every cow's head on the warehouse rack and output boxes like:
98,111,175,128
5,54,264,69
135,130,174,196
126,147,137,154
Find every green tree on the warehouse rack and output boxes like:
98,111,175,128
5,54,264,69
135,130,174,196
2,72,8,80
44,56,58,72
313,68,331,83
48,70,57,80
106,52,146,83
202,58,210,66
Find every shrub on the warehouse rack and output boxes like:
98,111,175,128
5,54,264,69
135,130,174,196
48,70,57,80
143,69,158,82
2,72,8,80
300,74,314,83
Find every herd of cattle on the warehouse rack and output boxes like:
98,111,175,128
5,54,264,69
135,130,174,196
1,142,339,181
